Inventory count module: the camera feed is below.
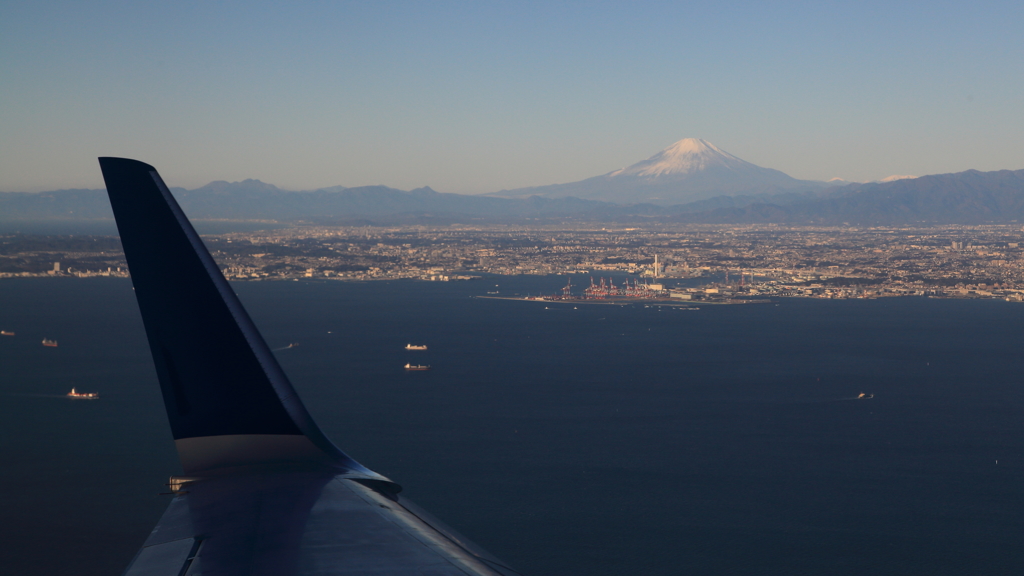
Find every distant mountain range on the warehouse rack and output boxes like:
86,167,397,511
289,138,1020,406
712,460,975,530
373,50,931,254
489,138,833,204
1,142,1022,227
681,168,1024,225
0,181,633,226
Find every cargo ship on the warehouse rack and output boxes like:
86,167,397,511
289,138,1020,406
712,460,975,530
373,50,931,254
405,344,428,350
42,338,58,347
404,363,430,371
67,388,98,399
0,330,13,336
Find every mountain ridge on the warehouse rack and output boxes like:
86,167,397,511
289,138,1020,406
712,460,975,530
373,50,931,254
0,181,629,225
673,169,1024,224
4,164,1024,227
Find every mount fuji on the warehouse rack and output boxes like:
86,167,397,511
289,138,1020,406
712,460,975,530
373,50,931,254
491,138,831,205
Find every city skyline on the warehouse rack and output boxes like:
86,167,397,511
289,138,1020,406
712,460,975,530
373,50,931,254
3,2,1023,193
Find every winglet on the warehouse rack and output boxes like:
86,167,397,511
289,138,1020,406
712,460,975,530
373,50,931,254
99,158,386,481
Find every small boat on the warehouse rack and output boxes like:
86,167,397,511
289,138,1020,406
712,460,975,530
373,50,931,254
857,392,874,399
404,363,430,371
405,344,428,351
0,330,13,336
67,388,98,399
42,338,58,347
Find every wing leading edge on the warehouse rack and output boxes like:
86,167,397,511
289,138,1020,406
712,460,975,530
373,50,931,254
99,158,520,576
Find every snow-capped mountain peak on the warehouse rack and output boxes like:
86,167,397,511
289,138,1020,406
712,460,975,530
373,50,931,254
608,138,753,178
490,138,827,205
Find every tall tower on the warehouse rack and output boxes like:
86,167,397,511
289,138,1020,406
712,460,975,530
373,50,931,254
654,254,660,278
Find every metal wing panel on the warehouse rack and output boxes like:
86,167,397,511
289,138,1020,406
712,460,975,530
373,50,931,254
121,472,516,576
122,538,197,576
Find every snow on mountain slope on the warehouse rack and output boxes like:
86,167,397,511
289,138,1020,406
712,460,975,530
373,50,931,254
607,138,755,178
492,138,828,205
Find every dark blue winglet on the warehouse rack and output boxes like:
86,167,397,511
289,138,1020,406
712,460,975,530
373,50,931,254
99,157,375,477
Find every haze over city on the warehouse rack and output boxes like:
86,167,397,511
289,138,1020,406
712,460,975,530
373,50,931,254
2,1,1023,194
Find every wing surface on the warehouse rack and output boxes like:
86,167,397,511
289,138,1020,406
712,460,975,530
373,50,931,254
99,158,520,576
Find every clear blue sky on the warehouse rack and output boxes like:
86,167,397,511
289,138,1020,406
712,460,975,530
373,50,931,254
2,1,1022,193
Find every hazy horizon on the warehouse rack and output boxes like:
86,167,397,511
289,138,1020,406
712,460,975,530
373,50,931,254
3,3,1022,193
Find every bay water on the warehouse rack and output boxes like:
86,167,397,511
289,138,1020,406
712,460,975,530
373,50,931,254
1,276,1022,575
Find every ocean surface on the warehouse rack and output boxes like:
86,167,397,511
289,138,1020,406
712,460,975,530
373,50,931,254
1,275,1023,576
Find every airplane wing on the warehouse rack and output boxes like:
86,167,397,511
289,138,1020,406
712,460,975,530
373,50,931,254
98,158,520,576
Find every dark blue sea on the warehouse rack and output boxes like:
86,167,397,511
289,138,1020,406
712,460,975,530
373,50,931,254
2,276,1023,575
